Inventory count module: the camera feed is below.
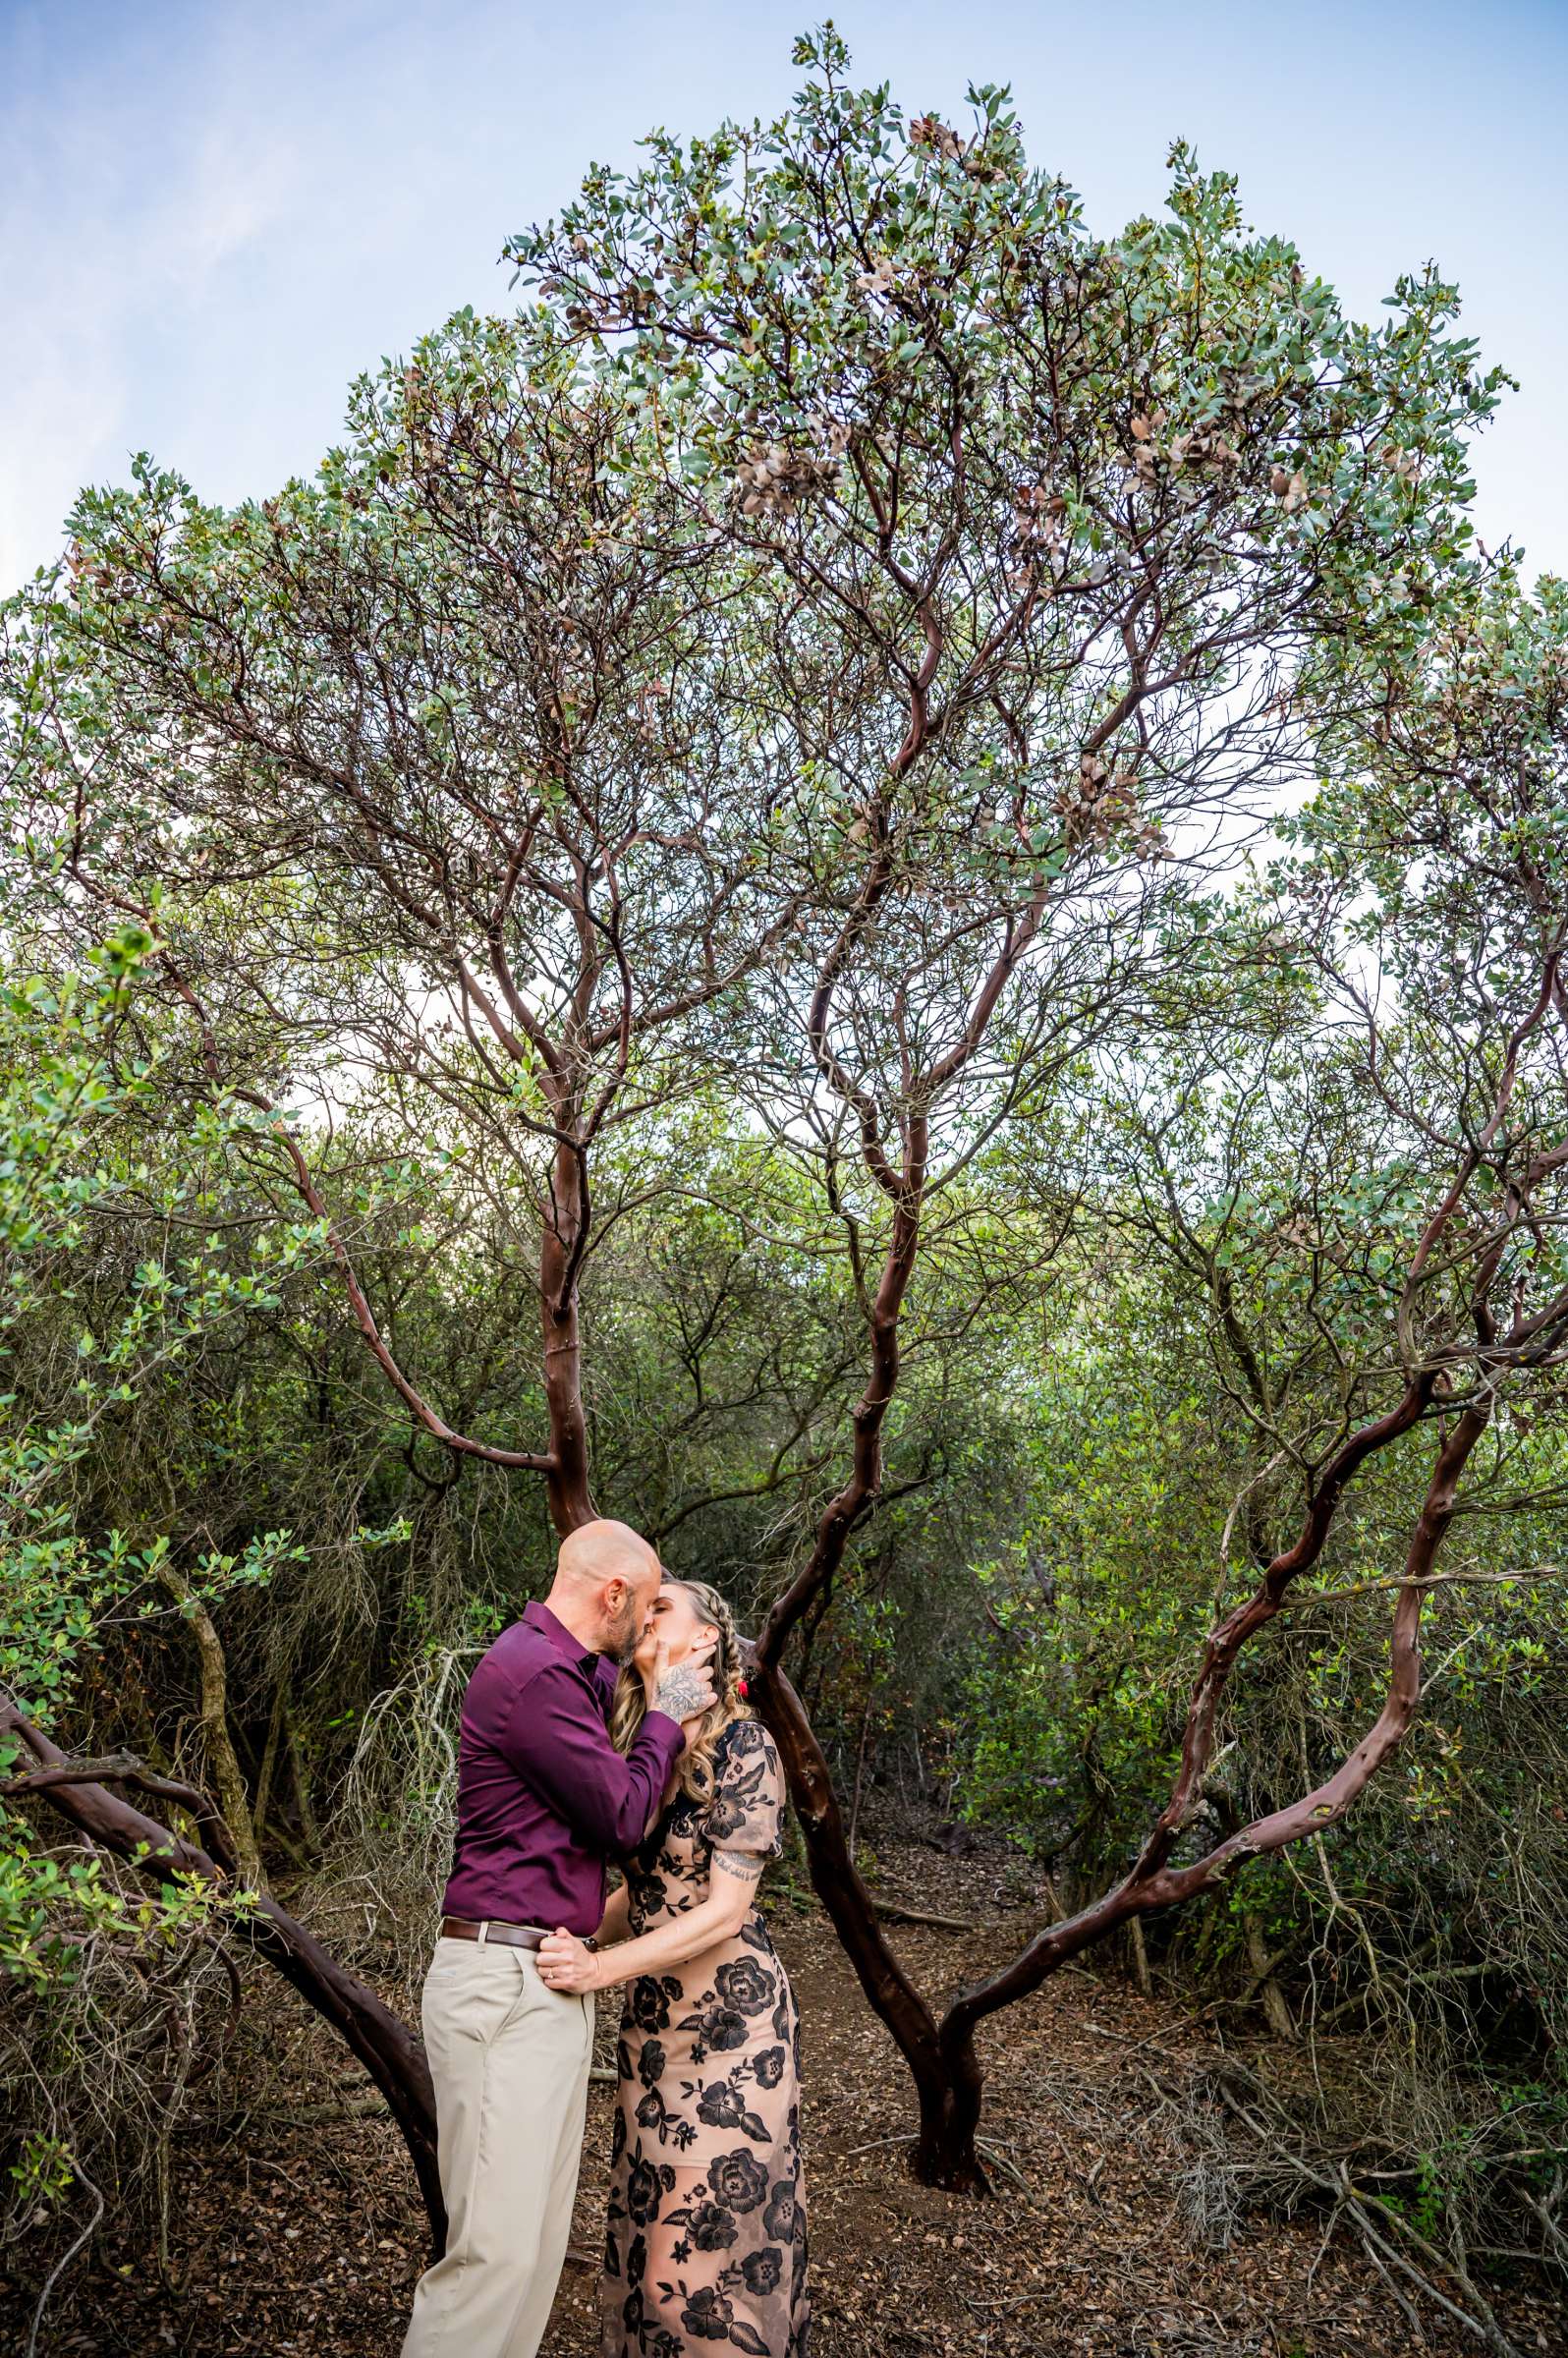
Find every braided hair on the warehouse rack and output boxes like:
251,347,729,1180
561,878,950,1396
609,1578,751,1806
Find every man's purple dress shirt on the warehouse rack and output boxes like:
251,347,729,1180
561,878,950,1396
442,1600,686,1936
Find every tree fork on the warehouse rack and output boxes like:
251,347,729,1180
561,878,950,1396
537,1113,595,1533
934,1400,1495,2072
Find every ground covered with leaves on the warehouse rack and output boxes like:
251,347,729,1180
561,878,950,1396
12,1832,1561,2358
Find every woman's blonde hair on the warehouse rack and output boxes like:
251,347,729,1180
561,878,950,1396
609,1577,750,1806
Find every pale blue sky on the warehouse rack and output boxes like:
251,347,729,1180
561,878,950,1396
3,0,1565,593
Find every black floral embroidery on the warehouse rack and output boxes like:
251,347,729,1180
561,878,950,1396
694,2079,769,2142
681,2198,738,2253
628,1974,684,2033
707,2148,769,2214
694,2080,745,2129
627,2144,677,2226
752,2046,786,2090
637,2039,667,2089
739,2246,784,2296
761,2181,797,2242
704,1792,747,1843
688,2001,749,2054
702,1724,778,1850
679,2283,734,2339
714,1956,773,2016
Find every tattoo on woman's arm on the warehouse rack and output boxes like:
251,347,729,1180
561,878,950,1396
711,1850,764,1881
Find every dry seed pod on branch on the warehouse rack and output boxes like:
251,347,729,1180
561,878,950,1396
733,442,843,518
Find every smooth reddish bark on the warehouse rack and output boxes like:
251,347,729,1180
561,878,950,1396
1,1693,447,2251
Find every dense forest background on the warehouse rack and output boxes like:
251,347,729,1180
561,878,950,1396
3,31,1566,2355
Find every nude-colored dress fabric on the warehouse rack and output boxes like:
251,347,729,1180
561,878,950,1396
600,1717,809,2357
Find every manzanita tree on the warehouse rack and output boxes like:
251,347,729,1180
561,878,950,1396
8,320,801,1531
509,28,1507,2180
2,323,812,2241
0,25,1530,2211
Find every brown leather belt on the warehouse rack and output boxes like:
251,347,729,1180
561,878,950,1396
439,1915,547,1950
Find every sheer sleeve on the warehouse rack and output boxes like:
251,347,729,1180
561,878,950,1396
704,1718,786,1860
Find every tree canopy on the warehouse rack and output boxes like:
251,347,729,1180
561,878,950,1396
2,29,1565,2350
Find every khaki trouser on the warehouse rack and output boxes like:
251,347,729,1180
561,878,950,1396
401,1934,595,2358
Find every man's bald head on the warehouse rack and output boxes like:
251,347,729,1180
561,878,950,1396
557,1519,659,1590
548,1518,663,1661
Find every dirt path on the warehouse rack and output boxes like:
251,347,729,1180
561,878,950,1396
23,1837,1561,2356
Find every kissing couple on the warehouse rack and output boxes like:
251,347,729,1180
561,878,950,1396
401,1519,809,2358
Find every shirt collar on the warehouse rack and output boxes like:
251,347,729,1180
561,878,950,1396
523,1597,596,1666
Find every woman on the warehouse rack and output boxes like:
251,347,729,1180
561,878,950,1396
537,1578,809,2358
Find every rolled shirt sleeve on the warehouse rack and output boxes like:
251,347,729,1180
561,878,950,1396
498,1664,685,1857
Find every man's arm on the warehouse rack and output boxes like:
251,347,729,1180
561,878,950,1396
498,1661,687,1856
594,1877,634,1946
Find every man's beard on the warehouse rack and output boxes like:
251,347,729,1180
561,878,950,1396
611,1598,642,1665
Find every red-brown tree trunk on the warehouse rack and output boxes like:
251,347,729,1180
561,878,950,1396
927,1398,1495,2166
538,1115,595,1534
747,1175,992,2187
0,1694,447,2252
744,1658,987,2190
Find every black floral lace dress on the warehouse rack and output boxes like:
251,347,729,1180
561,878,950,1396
602,1715,809,2358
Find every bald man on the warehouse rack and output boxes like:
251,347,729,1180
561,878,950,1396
402,1519,715,2358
